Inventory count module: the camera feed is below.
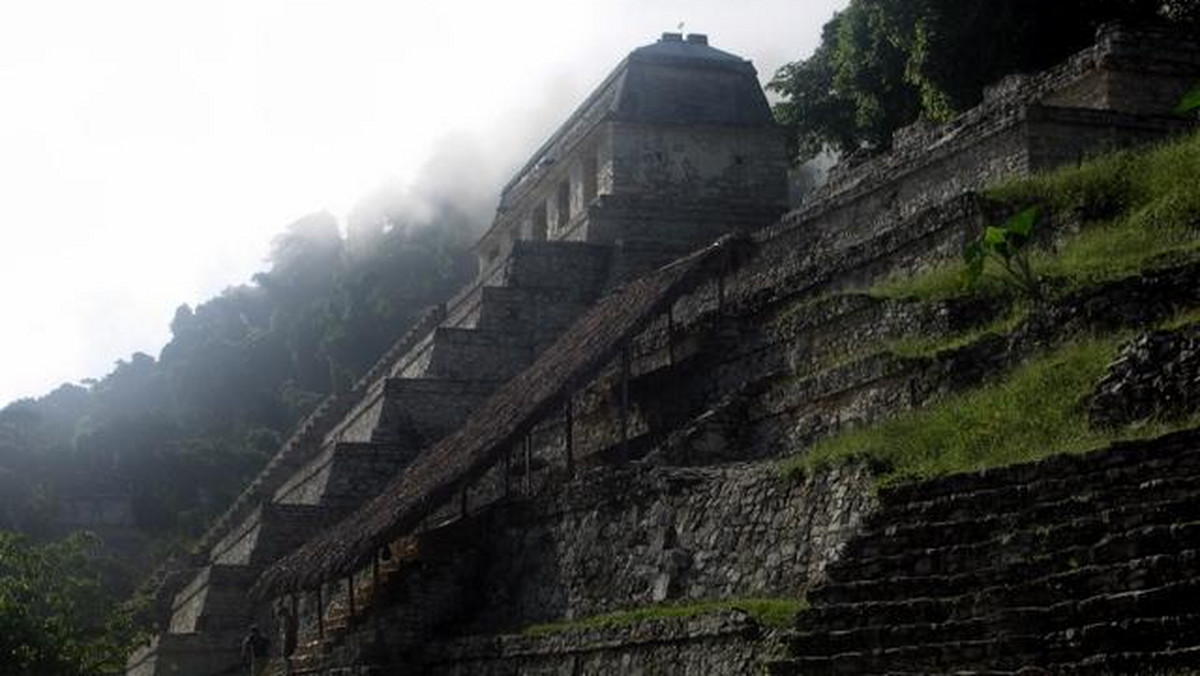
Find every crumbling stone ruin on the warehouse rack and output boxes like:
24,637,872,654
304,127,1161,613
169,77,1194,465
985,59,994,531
127,25,1200,676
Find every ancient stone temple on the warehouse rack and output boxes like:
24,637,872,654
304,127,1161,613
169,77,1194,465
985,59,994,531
474,31,788,278
128,24,1200,676
127,32,788,676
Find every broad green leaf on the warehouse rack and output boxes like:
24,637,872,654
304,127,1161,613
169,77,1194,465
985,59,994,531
964,241,985,283
983,226,1008,248
1006,206,1040,239
1175,83,1200,115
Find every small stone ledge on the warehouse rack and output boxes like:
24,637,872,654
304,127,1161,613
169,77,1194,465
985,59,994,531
421,610,763,666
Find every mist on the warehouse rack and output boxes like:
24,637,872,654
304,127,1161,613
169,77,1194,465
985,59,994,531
0,0,847,407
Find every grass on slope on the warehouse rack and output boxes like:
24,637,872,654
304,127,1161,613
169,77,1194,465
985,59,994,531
872,130,1200,301
886,306,1027,359
784,337,1199,488
521,598,807,637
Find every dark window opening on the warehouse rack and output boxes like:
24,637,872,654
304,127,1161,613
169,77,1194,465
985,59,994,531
531,202,548,241
583,154,599,205
556,180,570,230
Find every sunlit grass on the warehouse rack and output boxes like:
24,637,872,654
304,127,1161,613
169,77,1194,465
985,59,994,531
872,131,1200,301
868,264,1007,302
784,299,1200,488
886,306,1027,359
1158,306,1200,331
785,338,1159,487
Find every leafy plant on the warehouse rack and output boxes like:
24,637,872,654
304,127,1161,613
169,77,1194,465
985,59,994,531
965,206,1043,300
0,532,135,675
1177,82,1200,115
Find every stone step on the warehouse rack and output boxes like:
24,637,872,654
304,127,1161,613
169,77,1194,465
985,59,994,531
749,351,917,424
834,486,1200,580
876,444,1200,527
803,573,1200,639
798,566,1200,658
812,546,1200,609
1044,613,1200,657
423,327,534,381
789,614,1033,660
475,285,593,335
834,513,1200,590
773,635,1047,676
882,430,1200,507
844,482,1200,562
1046,644,1200,675
760,291,1005,388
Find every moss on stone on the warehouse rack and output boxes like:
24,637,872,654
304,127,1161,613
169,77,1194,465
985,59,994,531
520,597,807,637
782,337,1200,487
885,305,1027,359
871,130,1200,302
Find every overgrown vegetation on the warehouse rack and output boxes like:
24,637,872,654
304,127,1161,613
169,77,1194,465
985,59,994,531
886,306,1026,359
994,133,1200,289
0,201,480,666
521,598,807,637
769,0,1199,162
0,532,138,675
964,207,1043,300
784,339,1123,485
0,209,476,540
1178,82,1200,114
791,126,1200,484
872,131,1200,302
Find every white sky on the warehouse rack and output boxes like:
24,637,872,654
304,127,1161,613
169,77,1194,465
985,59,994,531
0,0,845,407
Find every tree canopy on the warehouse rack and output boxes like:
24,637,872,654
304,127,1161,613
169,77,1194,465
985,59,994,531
0,532,133,676
0,204,477,541
769,0,1199,163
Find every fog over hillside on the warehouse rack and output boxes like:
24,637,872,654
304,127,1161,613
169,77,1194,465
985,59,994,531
0,0,846,406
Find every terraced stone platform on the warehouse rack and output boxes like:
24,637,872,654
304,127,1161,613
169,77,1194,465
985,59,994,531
770,427,1200,675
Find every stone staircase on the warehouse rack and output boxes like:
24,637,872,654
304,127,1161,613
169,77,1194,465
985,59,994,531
130,242,615,676
769,427,1200,675
277,515,483,676
280,546,412,676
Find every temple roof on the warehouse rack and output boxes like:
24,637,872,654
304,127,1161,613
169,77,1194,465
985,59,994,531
498,33,773,205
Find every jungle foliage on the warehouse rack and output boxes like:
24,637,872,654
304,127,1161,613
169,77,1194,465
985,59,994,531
0,207,477,541
769,0,1200,162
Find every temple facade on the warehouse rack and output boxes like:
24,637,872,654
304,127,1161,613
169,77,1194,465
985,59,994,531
473,32,788,283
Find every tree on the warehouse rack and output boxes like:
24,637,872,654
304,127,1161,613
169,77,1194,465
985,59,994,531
0,532,133,675
770,0,1198,163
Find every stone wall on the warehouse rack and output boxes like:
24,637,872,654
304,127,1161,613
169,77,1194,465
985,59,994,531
374,378,499,444
1047,21,1200,115
499,240,611,292
273,442,411,510
608,121,786,208
126,633,243,676
167,565,257,634
424,328,535,381
466,462,874,632
786,23,1198,247
422,612,768,676
1090,323,1200,428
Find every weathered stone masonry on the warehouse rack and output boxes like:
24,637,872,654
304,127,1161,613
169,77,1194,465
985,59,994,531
127,23,1200,676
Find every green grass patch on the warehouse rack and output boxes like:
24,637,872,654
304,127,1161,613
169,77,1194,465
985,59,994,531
1158,306,1200,332
887,306,1027,359
868,264,1008,302
872,131,1200,301
520,597,807,637
784,338,1140,486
